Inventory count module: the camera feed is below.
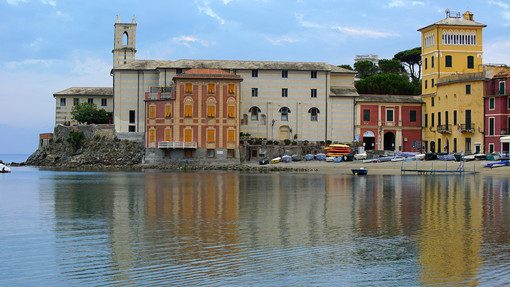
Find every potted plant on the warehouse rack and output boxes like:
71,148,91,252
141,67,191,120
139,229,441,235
284,139,291,145
273,140,279,145
320,141,325,146
266,140,273,145
326,140,332,146
255,138,262,145
292,140,297,145
303,140,309,146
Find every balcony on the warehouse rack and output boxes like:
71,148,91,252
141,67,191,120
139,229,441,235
158,141,197,149
437,124,452,134
500,128,510,135
460,123,475,133
145,86,175,101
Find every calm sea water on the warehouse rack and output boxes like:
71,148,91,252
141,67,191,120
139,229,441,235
1,167,509,286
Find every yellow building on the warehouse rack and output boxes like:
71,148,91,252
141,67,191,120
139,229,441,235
419,10,486,153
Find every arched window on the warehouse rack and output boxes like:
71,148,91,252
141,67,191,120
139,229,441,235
123,32,128,46
184,97,193,117
249,106,261,121
227,97,236,118
206,97,216,118
308,107,320,121
279,106,291,121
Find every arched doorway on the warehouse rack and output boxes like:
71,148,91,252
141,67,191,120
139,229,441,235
430,141,436,153
362,130,376,150
384,132,395,151
279,125,290,141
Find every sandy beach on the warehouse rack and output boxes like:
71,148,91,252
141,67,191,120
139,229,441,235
245,159,510,175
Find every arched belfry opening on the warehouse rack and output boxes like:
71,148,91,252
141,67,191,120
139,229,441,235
123,32,128,46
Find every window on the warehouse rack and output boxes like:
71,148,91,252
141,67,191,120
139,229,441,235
386,109,394,122
425,80,428,89
311,89,317,98
149,105,156,118
128,126,136,132
453,110,457,125
227,105,235,118
489,143,495,154
363,109,370,121
176,68,183,74
207,105,216,117
149,129,155,143
208,84,215,94
309,107,319,121
164,128,171,141
425,58,428,69
184,129,192,142
489,98,495,110
282,70,288,78
207,129,215,143
207,149,215,158
165,104,171,117
101,98,107,107
438,112,441,126
280,107,290,121
431,113,435,127
227,129,235,143
88,98,93,104
228,84,235,94
74,98,79,106
252,88,258,97
467,56,474,69
185,83,192,93
431,56,435,68
227,149,235,159
431,97,435,107
410,110,417,122
129,110,135,123
425,114,428,127
500,81,506,95
311,71,317,78
432,78,435,88
489,117,495,135
282,88,288,97
250,106,260,121
445,55,452,67
466,84,471,95
252,70,258,77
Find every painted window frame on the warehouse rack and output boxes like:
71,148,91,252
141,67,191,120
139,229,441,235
489,97,495,110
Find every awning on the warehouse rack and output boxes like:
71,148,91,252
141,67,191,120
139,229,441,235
308,107,320,113
279,107,291,113
248,106,261,113
500,136,510,143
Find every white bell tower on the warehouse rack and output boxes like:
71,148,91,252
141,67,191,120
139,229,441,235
112,15,137,68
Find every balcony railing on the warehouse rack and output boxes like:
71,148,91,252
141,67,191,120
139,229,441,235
460,123,475,133
145,86,175,100
158,141,197,149
437,124,452,134
500,128,510,135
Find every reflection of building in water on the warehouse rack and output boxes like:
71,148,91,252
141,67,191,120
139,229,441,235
482,177,510,260
418,176,483,286
144,173,239,271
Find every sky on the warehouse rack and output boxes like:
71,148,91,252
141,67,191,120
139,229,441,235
1,0,510,155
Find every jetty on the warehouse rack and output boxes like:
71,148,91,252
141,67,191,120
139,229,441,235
401,160,478,175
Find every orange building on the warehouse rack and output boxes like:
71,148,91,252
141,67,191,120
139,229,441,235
145,68,242,162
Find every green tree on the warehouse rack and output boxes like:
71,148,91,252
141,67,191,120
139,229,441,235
355,74,417,95
337,64,354,71
71,102,112,124
393,47,422,79
354,60,379,79
378,59,406,75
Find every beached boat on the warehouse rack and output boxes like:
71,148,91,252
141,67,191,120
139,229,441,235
281,155,292,163
334,156,342,163
325,156,335,162
305,154,314,161
354,153,367,160
483,160,509,168
315,153,326,161
391,156,405,162
351,168,367,175
259,158,269,165
270,157,281,164
0,163,11,173
291,154,302,161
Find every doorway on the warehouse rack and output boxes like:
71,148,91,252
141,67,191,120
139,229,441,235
384,132,395,151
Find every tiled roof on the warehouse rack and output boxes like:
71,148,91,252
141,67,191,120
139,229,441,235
113,59,355,73
356,94,424,104
330,87,359,97
53,87,113,96
173,68,242,80
418,14,486,31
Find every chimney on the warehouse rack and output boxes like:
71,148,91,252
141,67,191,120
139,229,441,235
463,11,474,21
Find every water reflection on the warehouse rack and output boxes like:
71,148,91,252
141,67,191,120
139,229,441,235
44,171,510,285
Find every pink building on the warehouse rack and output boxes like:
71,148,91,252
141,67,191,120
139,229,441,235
355,95,424,152
484,72,510,154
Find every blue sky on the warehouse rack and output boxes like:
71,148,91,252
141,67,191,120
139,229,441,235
1,0,510,155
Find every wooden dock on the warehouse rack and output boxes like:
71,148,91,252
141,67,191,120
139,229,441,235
400,160,478,175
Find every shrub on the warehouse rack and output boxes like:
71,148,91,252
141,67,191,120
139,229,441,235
67,131,84,148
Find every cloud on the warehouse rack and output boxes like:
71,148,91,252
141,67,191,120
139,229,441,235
267,36,300,46
3,59,53,70
173,35,210,47
295,14,324,29
332,26,399,38
388,0,405,8
197,1,226,24
411,1,424,5
41,0,57,6
7,0,27,5
488,0,510,9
